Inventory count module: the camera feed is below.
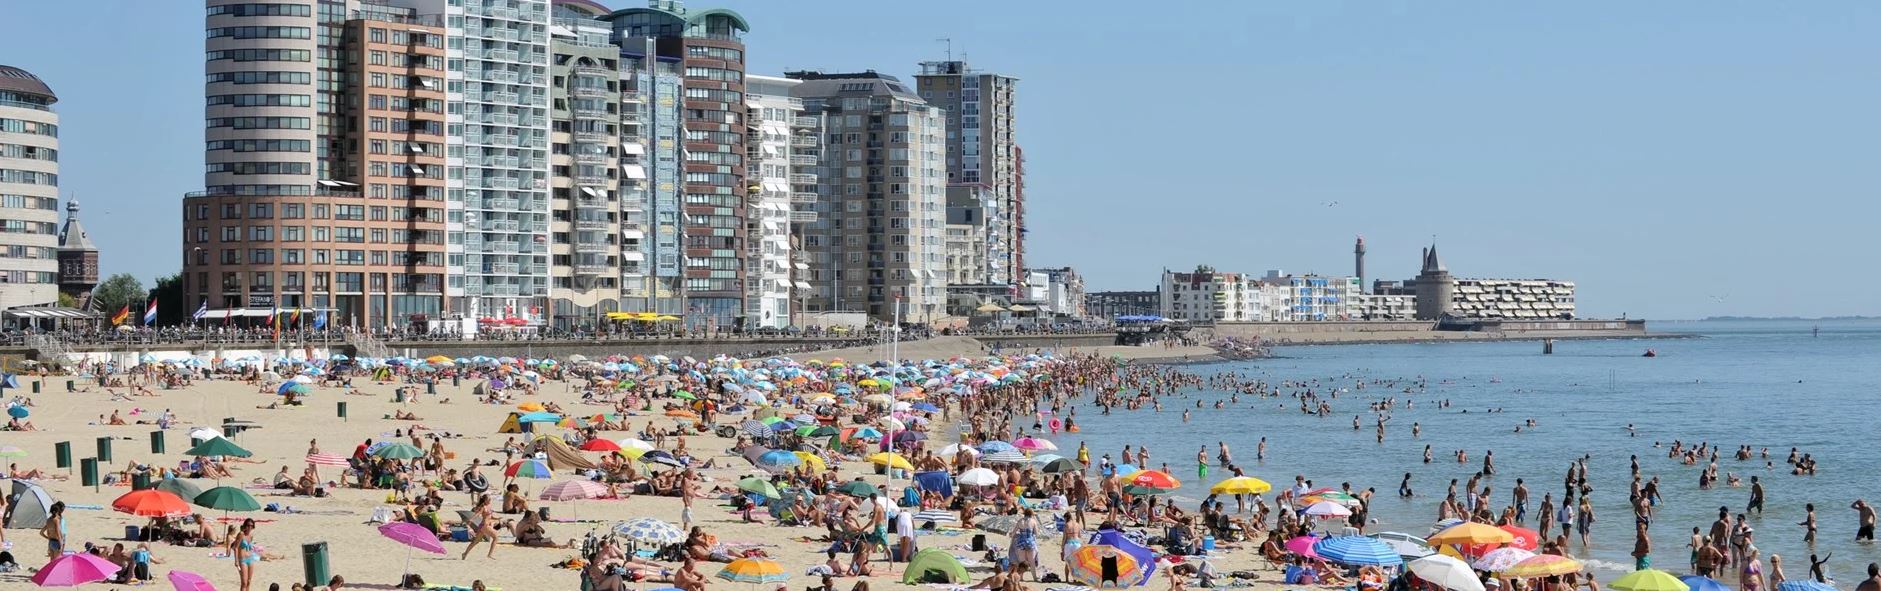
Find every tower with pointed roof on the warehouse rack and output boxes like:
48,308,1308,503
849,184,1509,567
1413,242,1454,320
57,199,99,303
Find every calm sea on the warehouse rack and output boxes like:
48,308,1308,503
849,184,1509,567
1050,319,1881,580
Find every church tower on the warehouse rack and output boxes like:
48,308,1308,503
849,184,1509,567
1413,243,1454,320
57,199,99,304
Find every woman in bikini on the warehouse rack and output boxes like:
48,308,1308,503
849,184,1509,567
462,494,500,560
232,518,258,591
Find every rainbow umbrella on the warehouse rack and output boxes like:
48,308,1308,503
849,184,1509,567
505,459,554,479
1066,544,1145,586
717,557,789,584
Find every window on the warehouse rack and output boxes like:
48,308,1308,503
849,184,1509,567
205,26,311,40
204,49,311,63
221,226,240,242
250,248,273,264
282,226,303,241
205,71,312,85
247,225,273,241
334,227,364,243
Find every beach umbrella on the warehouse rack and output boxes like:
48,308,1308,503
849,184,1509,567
1503,554,1582,578
1313,536,1403,566
505,459,554,479
956,467,1000,487
516,402,546,412
793,452,826,471
305,453,350,467
1012,436,1057,452
1679,576,1730,591
618,438,656,453
866,452,914,470
835,480,877,498
1038,457,1083,474
184,436,252,458
936,443,980,457
1368,531,1434,557
1066,544,1145,587
112,489,193,518
978,514,1023,535
1612,570,1693,591
167,569,218,591
981,450,1028,464
717,557,789,585
541,479,608,502
379,521,446,585
795,425,839,438
616,517,685,547
1284,536,1321,558
1121,470,1181,495
912,402,941,413
193,486,262,512
579,439,622,452
1429,521,1515,547
30,552,121,587
640,450,685,468
372,443,426,460
740,420,773,439
892,430,926,445
1499,524,1541,551
1773,583,1834,591
754,450,803,472
5,405,26,419
1407,554,1486,591
518,412,561,423
912,509,957,523
0,445,24,457
1209,476,1273,495
153,478,206,501
1470,547,1535,572
736,476,782,499
978,441,1018,454
1302,500,1354,517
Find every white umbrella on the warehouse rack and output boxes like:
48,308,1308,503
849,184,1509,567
619,438,656,452
1471,547,1535,572
956,468,999,487
189,428,222,441
1410,554,1486,591
936,443,980,457
878,417,906,432
1303,500,1353,517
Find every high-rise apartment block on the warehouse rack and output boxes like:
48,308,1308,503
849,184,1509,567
544,7,623,328
742,75,813,329
914,60,1021,287
788,71,948,323
0,65,62,310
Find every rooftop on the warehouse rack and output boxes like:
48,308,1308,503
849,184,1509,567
0,65,56,103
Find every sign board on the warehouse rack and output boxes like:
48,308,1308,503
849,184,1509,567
248,294,274,307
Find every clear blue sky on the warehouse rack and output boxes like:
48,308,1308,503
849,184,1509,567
5,1,1876,319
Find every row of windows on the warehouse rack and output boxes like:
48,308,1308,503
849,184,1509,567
202,248,445,268
365,27,442,48
208,71,311,85
207,116,310,129
207,26,311,39
206,161,312,176
0,169,57,186
0,194,57,210
683,67,741,83
685,45,743,62
201,271,444,293
0,143,55,161
196,224,442,245
0,271,58,285
365,95,442,113
0,118,57,137
209,93,312,107
0,245,57,259
0,219,57,234
202,184,313,195
206,139,311,153
683,172,739,187
683,87,742,103
206,3,313,17
206,48,311,63
684,151,742,166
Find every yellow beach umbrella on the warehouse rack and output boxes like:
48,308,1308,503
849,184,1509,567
1609,569,1689,591
794,452,826,471
866,452,914,471
517,402,545,412
716,557,789,584
1502,554,1582,578
424,355,453,364
1428,522,1515,546
1209,476,1273,495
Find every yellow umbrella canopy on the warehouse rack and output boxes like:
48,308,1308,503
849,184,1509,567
794,451,826,471
1428,522,1515,546
1502,554,1582,578
866,452,914,470
1609,569,1689,591
1209,476,1273,495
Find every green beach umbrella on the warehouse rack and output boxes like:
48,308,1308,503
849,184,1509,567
795,425,838,437
736,476,781,499
153,478,206,500
184,437,253,458
674,390,696,400
194,486,262,512
835,480,876,498
372,443,426,460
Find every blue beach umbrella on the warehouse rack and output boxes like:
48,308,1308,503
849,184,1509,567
518,412,561,423
978,441,1017,454
754,450,802,471
1776,582,1837,591
6,405,27,419
1680,576,1729,591
1312,536,1402,566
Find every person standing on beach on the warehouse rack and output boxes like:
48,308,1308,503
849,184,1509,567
1634,522,1653,571
232,518,258,591
39,500,65,561
1748,476,1765,514
1514,479,1530,523
1801,503,1819,546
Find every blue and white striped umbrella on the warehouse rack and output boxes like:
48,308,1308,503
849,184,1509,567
982,450,1028,464
1776,582,1838,591
1312,536,1403,566
615,517,685,546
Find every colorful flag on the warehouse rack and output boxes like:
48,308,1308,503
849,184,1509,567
313,310,327,330
142,299,158,326
290,307,302,326
110,305,131,326
191,300,209,321
266,305,278,326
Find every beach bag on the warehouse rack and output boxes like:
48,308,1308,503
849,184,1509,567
971,534,987,551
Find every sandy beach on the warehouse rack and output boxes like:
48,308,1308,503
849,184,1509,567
0,352,1279,591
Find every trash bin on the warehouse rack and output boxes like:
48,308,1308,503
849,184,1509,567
337,401,347,420
54,441,71,468
96,436,113,463
80,457,98,487
151,430,166,454
302,541,330,587
32,380,40,393
132,471,152,490
426,382,436,395
65,379,74,392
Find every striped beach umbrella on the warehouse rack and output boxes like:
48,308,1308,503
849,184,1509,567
305,453,351,467
1066,545,1145,587
1470,547,1535,572
716,557,789,584
1312,536,1403,566
1122,470,1181,495
539,479,608,502
505,459,553,479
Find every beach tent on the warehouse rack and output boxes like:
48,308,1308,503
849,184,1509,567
1088,528,1156,586
496,412,524,433
912,470,954,498
5,480,56,528
902,549,969,584
526,436,597,470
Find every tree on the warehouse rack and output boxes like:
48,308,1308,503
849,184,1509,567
150,273,190,326
91,273,146,317
57,292,77,308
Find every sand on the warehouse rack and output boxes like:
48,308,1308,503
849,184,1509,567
800,336,1223,366
0,367,1282,591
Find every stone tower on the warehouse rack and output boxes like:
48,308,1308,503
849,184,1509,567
1354,235,1366,288
1413,243,1453,320
56,199,99,303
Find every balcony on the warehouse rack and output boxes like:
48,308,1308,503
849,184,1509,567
572,86,608,98
487,262,521,274
480,92,520,105
791,192,818,204
483,49,519,63
789,155,817,166
487,284,521,296
788,211,817,223
574,151,608,164
788,173,817,184
481,220,521,233
487,7,518,20
481,70,519,84
574,219,608,231
792,115,818,128
573,241,610,254
573,262,610,275
790,135,817,147
575,174,609,187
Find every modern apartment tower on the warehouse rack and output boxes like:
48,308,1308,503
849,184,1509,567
742,75,813,329
602,0,750,329
186,1,451,326
544,4,624,329
0,65,61,310
914,60,1021,286
788,70,948,323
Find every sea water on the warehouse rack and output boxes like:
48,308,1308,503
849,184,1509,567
1048,319,1881,580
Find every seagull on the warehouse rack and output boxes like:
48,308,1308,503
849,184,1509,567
1708,294,1729,303
1324,201,1339,207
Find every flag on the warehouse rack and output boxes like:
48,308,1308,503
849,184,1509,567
223,306,234,325
143,299,158,326
290,307,302,326
266,305,278,326
313,310,327,330
110,305,131,326
191,300,208,321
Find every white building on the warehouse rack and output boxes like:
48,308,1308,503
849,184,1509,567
1452,279,1577,319
1259,272,1362,321
1359,293,1416,320
0,65,60,310
742,75,803,329
1160,267,1261,323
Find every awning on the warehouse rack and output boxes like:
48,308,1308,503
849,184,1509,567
621,164,647,180
793,281,812,289
619,143,645,155
317,180,344,187
761,220,780,230
759,144,778,156
3,307,100,319
408,165,425,175
793,262,808,270
580,187,601,197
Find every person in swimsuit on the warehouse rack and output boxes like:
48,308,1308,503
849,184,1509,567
1741,546,1765,591
233,518,258,591
462,494,499,560
40,501,66,561
1009,508,1039,581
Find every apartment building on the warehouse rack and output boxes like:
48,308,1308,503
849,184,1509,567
914,60,1021,286
742,75,811,329
544,10,623,329
0,65,61,310
1159,267,1260,323
788,70,948,323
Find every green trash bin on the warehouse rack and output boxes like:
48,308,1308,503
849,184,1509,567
302,541,330,587
31,380,40,393
131,471,152,490
337,401,347,420
151,431,166,454
54,441,71,469
80,457,97,487
96,436,113,463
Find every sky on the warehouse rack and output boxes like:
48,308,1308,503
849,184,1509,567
3,1,1877,319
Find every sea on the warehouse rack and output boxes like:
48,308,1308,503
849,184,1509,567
1046,319,1881,580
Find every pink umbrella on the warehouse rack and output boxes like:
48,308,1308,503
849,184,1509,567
168,570,218,591
31,552,121,587
379,521,445,584
540,479,609,520
305,453,350,467
1284,536,1321,558
1013,436,1058,452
